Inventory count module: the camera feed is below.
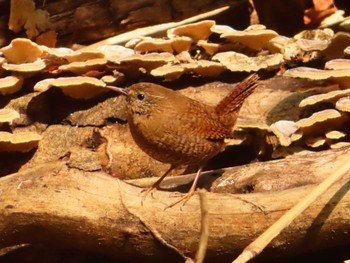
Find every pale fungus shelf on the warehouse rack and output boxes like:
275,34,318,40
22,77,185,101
212,51,283,72
34,76,107,99
58,58,107,75
325,58,350,70
210,24,236,34
40,46,75,58
167,20,215,41
109,52,176,74
330,141,350,149
0,75,23,95
266,35,289,53
64,50,105,63
336,96,350,112
97,45,134,61
344,46,350,56
0,131,42,152
0,57,5,76
2,58,46,75
325,130,346,140
270,120,298,147
150,64,185,80
101,74,125,86
151,60,225,80
296,109,343,128
0,109,20,125
299,88,350,107
305,136,326,148
0,38,43,64
196,40,220,56
220,27,279,51
134,36,192,54
284,67,350,87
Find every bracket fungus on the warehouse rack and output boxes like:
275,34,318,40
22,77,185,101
270,120,299,147
325,59,350,70
296,109,343,128
2,58,46,75
284,67,350,86
64,50,105,63
0,131,42,152
294,108,349,148
344,46,350,56
330,141,350,149
0,38,43,64
299,88,350,107
150,64,184,80
151,60,225,80
134,36,192,54
212,51,283,72
336,96,350,112
267,35,290,53
97,45,134,61
0,75,23,95
325,130,346,140
58,58,107,75
210,24,236,34
196,40,220,56
0,109,20,125
34,76,107,99
220,26,278,51
41,46,75,59
305,136,327,148
109,52,176,76
167,20,215,41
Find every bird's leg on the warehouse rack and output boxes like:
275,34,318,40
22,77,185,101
141,164,175,204
166,166,203,209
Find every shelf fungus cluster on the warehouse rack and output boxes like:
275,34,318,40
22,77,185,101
270,102,350,152
267,46,350,155
123,21,284,80
0,21,350,158
0,21,346,99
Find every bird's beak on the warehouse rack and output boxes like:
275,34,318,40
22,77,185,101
106,86,128,96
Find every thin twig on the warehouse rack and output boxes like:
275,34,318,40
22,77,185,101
81,6,229,50
232,156,350,263
195,189,209,263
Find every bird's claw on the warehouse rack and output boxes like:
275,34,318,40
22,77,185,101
140,186,157,205
164,191,195,210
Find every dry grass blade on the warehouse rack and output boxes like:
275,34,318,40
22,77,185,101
195,189,209,263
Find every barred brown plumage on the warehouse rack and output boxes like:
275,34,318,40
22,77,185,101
108,73,259,207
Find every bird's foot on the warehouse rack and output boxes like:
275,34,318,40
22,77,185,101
140,186,158,205
165,189,196,210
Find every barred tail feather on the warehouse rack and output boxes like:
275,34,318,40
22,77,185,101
215,73,259,116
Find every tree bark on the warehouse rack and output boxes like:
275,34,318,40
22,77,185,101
1,146,350,262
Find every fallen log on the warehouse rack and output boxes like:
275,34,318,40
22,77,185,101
1,148,350,262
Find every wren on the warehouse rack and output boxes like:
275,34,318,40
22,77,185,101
108,74,259,207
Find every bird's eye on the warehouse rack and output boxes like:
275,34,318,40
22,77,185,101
137,93,145,100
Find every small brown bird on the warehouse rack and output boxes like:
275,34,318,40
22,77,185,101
109,74,259,207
